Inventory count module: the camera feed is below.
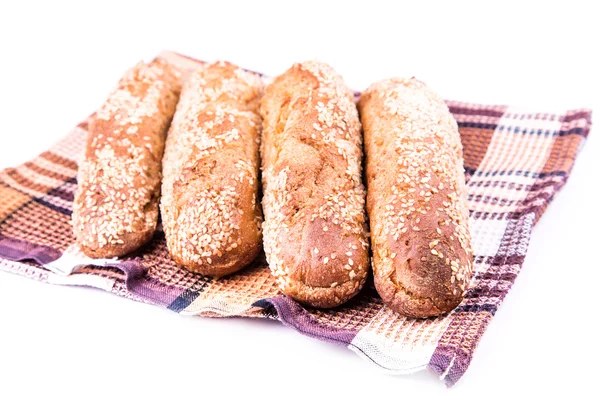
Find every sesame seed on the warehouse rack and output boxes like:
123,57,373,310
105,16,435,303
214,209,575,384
72,59,181,251
359,76,473,297
260,60,367,293
157,61,262,268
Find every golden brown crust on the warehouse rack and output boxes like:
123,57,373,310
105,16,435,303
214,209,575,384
260,61,369,308
72,59,181,258
160,61,263,278
359,78,474,318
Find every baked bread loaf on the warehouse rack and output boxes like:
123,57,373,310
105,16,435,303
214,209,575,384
160,61,263,277
260,61,369,308
358,78,474,318
72,59,181,258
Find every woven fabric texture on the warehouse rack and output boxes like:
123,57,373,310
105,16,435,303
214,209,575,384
0,51,592,386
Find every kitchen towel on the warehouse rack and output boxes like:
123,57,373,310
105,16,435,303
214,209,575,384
0,51,592,387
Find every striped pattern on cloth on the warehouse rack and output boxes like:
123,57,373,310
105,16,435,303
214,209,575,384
0,51,592,387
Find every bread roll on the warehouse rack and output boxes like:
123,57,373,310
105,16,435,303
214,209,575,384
160,61,263,277
260,61,369,308
72,59,180,258
358,78,474,318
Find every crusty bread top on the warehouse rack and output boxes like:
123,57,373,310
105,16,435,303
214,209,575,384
160,61,263,270
72,59,180,252
260,61,369,304
360,78,474,302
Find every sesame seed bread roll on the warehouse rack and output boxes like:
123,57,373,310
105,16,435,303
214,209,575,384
72,59,181,258
358,78,474,318
260,61,369,308
160,61,263,277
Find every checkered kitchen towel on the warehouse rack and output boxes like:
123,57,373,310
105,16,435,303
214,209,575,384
0,51,592,387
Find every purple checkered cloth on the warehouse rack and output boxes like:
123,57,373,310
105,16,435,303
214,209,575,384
0,51,592,386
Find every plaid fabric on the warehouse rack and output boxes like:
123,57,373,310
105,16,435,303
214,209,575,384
0,51,592,387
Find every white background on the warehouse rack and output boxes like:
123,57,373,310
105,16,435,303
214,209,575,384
0,1,598,398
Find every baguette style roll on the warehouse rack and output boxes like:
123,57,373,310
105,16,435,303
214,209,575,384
160,61,263,277
72,59,181,258
260,61,369,308
359,78,474,318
